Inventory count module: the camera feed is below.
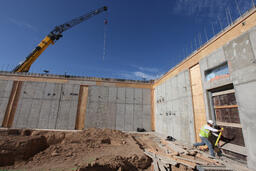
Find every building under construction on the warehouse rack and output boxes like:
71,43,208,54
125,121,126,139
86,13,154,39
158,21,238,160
0,5,256,171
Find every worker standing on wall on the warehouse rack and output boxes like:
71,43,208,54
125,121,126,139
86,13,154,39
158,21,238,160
193,120,222,158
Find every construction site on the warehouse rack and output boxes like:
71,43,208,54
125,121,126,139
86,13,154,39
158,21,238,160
1,1,256,171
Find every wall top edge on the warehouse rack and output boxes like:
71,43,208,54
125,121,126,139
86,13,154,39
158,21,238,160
0,71,153,85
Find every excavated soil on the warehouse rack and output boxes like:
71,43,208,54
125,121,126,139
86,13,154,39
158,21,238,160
0,128,152,171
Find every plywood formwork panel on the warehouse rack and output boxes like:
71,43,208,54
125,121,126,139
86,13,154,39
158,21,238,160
98,86,108,103
12,82,36,128
166,101,173,136
134,88,142,104
88,86,99,103
107,103,117,129
125,88,134,104
13,99,31,128
133,104,143,130
55,84,79,130
143,89,151,105
84,102,98,128
190,64,207,142
117,87,125,104
108,87,117,103
116,103,125,130
75,86,88,130
124,104,134,131
39,83,61,129
142,104,151,131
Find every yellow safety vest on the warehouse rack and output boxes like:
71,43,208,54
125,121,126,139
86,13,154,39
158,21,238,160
199,125,210,138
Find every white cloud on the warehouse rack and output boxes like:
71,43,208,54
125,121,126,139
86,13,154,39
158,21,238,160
8,17,38,32
120,71,162,81
131,65,159,73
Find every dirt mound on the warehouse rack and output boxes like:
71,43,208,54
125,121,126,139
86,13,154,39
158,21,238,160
0,129,48,166
0,128,152,170
80,155,152,171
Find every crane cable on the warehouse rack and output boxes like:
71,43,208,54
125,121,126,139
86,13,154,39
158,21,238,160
102,12,108,61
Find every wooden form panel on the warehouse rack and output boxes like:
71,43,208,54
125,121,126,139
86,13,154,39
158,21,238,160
75,86,88,130
189,64,207,142
212,89,246,158
221,126,245,147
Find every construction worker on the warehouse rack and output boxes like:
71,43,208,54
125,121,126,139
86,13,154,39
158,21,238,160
193,120,222,157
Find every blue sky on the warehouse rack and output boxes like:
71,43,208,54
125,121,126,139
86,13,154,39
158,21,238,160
0,0,254,80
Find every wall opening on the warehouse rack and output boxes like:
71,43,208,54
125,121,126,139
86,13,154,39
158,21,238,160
209,84,246,162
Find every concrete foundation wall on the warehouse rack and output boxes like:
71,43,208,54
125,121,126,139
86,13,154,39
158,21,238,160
223,27,256,169
154,70,195,144
0,80,13,125
0,74,152,132
12,81,79,130
85,86,151,131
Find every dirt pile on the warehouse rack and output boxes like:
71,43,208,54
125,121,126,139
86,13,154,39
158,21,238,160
0,128,152,171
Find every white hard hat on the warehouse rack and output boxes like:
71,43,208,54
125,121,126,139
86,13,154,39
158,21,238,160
207,120,214,125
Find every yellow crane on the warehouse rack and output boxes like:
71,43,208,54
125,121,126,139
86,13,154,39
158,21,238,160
12,6,107,72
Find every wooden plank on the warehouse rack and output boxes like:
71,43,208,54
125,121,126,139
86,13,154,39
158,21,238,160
212,89,235,96
151,88,155,131
219,141,247,156
173,156,209,165
216,121,242,128
75,86,88,130
214,105,238,109
153,8,256,88
195,153,222,165
190,64,207,142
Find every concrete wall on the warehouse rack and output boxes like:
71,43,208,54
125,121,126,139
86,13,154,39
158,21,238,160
0,74,152,132
85,86,151,131
0,80,13,125
154,70,195,144
12,81,79,130
199,26,256,169
223,27,256,169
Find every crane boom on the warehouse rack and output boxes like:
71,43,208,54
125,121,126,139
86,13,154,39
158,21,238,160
12,6,107,72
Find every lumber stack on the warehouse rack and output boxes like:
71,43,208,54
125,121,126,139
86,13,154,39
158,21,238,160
143,137,231,171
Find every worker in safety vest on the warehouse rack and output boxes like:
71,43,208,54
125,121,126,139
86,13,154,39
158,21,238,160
193,120,222,157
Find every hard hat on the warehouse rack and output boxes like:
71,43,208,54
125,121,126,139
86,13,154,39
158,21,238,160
207,120,214,125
